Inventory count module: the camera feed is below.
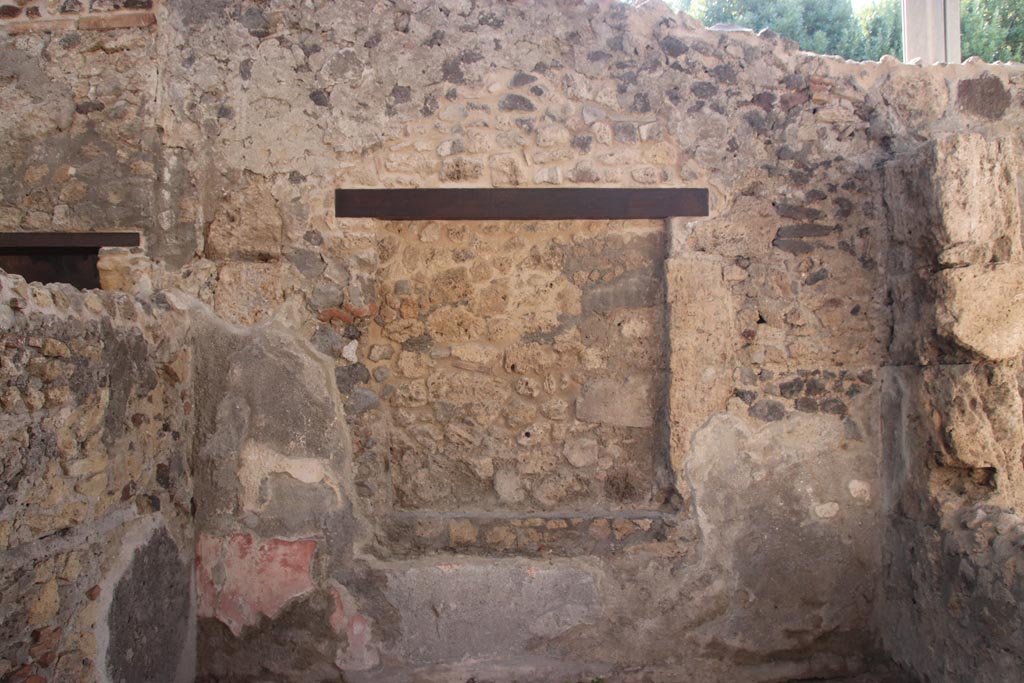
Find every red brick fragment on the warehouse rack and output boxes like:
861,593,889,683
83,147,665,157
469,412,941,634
318,307,354,325
30,628,61,648
29,644,47,659
343,301,378,318
10,663,34,679
780,90,810,111
5,18,75,33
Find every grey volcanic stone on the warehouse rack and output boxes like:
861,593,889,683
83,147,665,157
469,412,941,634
498,94,535,112
384,562,598,664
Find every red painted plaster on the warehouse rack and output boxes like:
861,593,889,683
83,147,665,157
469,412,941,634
196,532,317,635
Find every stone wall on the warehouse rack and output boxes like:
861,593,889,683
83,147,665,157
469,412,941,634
0,271,195,683
880,134,1024,682
1,0,1024,681
150,2,896,678
0,0,192,265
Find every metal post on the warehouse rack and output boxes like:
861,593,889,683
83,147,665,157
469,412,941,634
902,0,962,64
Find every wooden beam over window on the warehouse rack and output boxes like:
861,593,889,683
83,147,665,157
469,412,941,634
0,232,141,289
335,188,709,220
0,232,140,249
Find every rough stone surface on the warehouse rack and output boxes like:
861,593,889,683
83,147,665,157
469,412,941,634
576,375,656,428
936,263,1024,361
957,73,1011,119
2,1,1024,682
361,219,670,515
665,253,735,475
879,134,1024,683
884,505,1024,683
0,272,195,683
885,134,1024,365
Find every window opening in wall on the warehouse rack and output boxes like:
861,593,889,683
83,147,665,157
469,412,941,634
0,232,140,289
335,187,711,557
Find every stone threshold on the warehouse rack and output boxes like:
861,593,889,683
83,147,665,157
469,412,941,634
389,508,679,520
377,509,699,559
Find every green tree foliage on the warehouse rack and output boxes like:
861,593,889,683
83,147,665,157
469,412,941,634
961,0,1024,62
669,0,1023,63
854,0,902,60
691,0,862,57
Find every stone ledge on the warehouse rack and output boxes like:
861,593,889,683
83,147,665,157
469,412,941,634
3,18,75,33
78,11,155,30
382,562,600,664
378,511,699,558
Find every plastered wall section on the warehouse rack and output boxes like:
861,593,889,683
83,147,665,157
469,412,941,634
0,271,195,683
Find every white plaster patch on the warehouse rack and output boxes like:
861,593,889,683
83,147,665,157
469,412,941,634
620,313,653,339
237,440,343,513
848,479,872,501
814,502,840,519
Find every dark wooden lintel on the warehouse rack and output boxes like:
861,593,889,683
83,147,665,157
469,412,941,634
335,188,709,220
0,232,141,249
0,232,140,289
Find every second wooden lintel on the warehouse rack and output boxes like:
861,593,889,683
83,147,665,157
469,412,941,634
335,188,709,220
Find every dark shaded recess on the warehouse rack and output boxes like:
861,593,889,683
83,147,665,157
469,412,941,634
0,250,100,289
107,527,190,683
0,231,140,289
0,231,140,248
196,593,342,682
335,188,709,220
101,319,157,446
